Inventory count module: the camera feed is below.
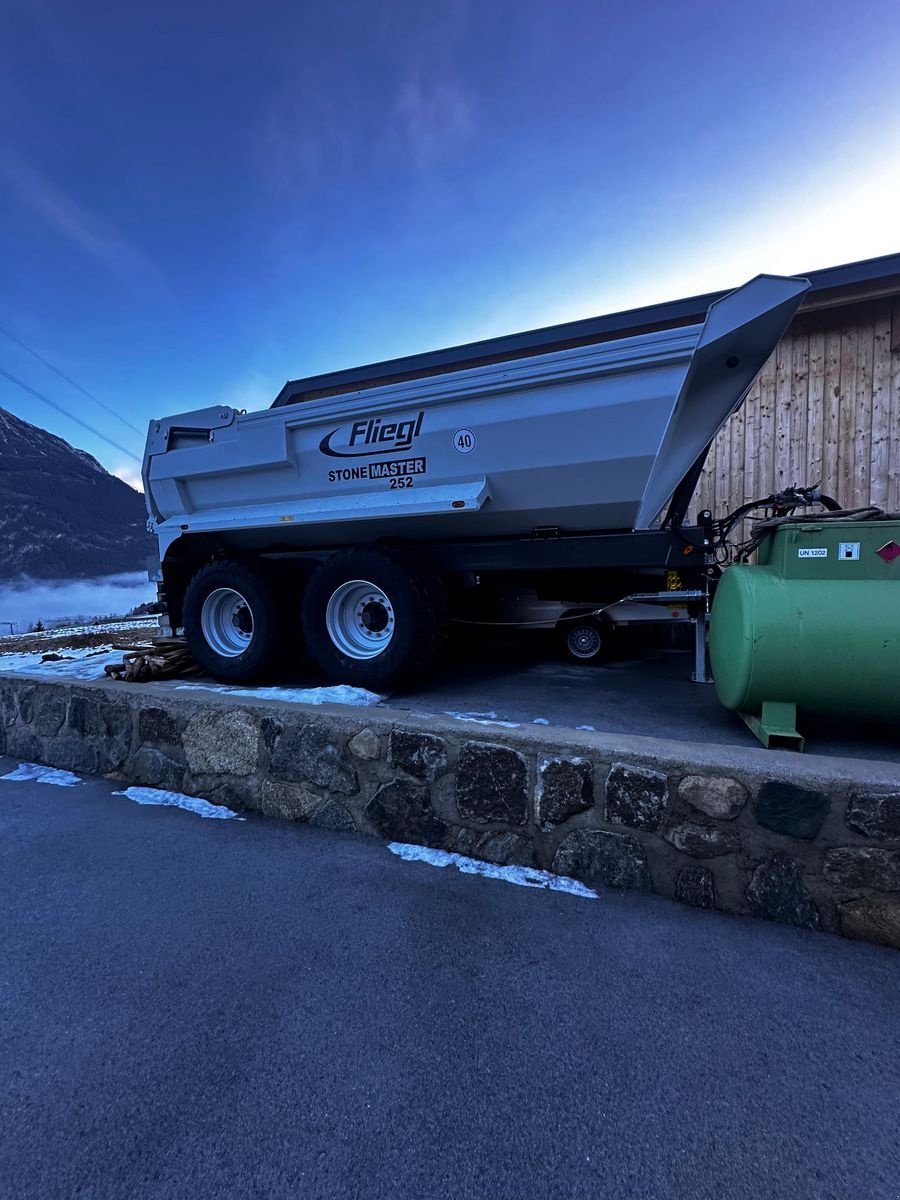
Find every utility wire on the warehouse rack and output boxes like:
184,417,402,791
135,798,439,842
0,365,141,463
0,323,145,438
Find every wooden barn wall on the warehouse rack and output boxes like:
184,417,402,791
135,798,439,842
693,296,900,519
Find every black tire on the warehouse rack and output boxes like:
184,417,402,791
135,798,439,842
561,618,605,664
302,547,447,690
183,559,281,683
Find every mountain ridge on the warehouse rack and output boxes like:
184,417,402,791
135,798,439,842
0,406,154,581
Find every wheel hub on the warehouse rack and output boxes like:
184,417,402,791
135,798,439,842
360,601,389,633
567,623,601,660
200,588,254,658
326,580,396,660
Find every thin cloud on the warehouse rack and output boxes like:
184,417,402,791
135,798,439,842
393,73,474,167
2,159,167,291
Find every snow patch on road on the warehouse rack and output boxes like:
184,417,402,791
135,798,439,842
113,786,244,820
576,725,596,732
388,842,597,899
445,710,521,729
1,762,83,787
176,682,383,706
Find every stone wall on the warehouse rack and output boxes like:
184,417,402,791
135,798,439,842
2,673,899,950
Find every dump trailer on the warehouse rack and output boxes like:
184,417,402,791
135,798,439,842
143,274,812,690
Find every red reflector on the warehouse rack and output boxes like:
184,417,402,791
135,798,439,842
876,541,900,563
451,500,465,509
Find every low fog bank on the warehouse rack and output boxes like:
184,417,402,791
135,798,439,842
0,573,155,633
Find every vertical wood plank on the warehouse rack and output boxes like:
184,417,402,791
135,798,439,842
838,322,858,509
890,299,900,512
806,330,825,490
714,409,731,517
773,336,792,492
870,300,892,509
789,331,810,488
729,395,746,513
822,326,842,501
743,377,760,505
852,303,874,509
756,350,776,498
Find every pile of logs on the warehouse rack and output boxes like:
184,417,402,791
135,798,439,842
104,637,202,683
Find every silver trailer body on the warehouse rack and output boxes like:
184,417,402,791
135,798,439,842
144,275,809,562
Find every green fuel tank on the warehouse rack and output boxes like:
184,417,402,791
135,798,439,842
709,519,900,748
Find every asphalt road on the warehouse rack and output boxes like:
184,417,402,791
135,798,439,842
2,760,899,1200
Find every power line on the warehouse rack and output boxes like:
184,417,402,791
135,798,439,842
0,365,142,463
0,323,145,438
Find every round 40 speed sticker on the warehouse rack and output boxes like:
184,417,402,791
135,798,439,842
453,428,476,454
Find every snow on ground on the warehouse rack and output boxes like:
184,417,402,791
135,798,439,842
1,762,83,787
0,646,124,680
388,842,597,899
113,786,244,820
176,682,384,706
445,709,521,728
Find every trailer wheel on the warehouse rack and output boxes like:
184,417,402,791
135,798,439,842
303,548,447,689
562,619,605,664
183,560,280,683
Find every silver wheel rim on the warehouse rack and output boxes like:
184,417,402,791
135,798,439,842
567,623,601,660
200,587,254,658
326,579,395,660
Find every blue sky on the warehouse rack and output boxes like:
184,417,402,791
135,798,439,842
2,0,899,486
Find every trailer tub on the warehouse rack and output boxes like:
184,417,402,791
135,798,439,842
143,274,809,687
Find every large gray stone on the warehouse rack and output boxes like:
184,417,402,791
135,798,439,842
754,781,830,841
675,866,716,909
746,855,820,929
102,701,132,742
456,742,528,825
664,821,740,858
311,801,356,833
138,705,182,746
4,727,41,762
96,702,133,772
127,747,185,791
845,792,900,841
260,716,283,757
365,778,449,845
65,695,102,737
15,687,35,724
183,709,260,776
259,779,322,822
271,723,358,795
454,828,535,867
552,829,650,891
535,756,593,828
605,763,669,831
191,779,250,814
678,774,747,821
838,897,900,949
32,689,67,738
348,728,381,761
0,681,17,727
389,729,448,780
823,847,900,891
45,736,99,775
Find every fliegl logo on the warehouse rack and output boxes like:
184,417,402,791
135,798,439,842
319,411,424,458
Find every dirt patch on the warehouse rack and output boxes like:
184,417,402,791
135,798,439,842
0,624,155,657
